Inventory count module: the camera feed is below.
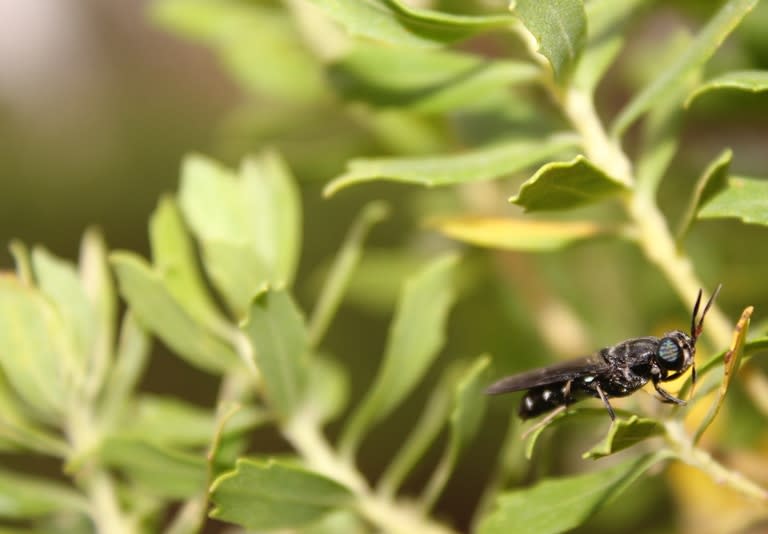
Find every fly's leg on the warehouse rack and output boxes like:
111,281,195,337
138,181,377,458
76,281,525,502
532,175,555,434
594,382,616,421
653,377,687,405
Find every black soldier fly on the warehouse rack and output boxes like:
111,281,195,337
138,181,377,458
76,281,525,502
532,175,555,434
486,285,722,421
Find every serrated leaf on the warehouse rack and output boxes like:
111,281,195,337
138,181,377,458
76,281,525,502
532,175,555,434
324,134,579,196
309,0,515,49
0,469,87,519
698,176,768,226
151,0,326,101
422,356,490,508
611,0,758,137
110,253,239,374
100,438,207,498
432,217,609,251
179,151,301,317
0,277,68,420
340,254,459,457
328,44,539,113
694,306,753,444
510,155,629,211
31,248,95,380
308,202,388,347
150,196,230,335
583,416,665,460
477,452,669,534
676,148,731,242
686,69,768,107
210,459,353,531
241,288,308,420
512,0,587,83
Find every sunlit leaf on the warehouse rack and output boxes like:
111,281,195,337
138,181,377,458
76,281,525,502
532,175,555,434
583,415,665,460
328,44,539,113
305,356,349,425
477,452,669,534
611,0,758,137
210,459,353,530
432,217,610,251
698,176,768,226
676,148,731,242
510,155,629,211
694,306,753,444
0,469,87,519
686,69,768,107
308,0,515,49
511,0,587,83
340,254,459,457
324,134,579,196
241,288,308,421
110,253,239,374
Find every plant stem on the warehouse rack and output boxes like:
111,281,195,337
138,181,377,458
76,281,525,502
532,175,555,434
85,470,136,534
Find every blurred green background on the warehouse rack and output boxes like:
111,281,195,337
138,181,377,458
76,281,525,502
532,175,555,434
2,1,768,532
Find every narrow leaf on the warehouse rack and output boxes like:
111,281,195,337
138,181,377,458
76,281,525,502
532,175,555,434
686,69,768,107
305,356,349,425
524,408,608,459
241,288,308,420
110,253,239,374
210,459,353,531
698,176,768,226
422,356,490,509
309,0,515,49
676,148,731,242
432,217,608,251
324,134,579,196
694,306,753,444
510,155,629,211
583,416,665,460
477,452,669,534
0,277,68,420
8,240,33,285
340,254,459,457
309,202,388,347
0,469,87,519
611,0,758,137
511,0,587,83
328,44,540,112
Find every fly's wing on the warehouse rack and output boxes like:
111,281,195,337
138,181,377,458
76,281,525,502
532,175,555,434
485,355,609,395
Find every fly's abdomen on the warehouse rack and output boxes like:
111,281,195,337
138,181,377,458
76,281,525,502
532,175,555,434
518,382,577,419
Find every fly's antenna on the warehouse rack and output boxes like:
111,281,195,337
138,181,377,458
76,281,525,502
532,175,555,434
689,283,722,397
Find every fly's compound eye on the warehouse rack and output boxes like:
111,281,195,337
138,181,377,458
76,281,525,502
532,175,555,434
657,337,683,370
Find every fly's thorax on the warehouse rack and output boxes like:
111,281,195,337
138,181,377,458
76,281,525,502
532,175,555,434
655,330,695,373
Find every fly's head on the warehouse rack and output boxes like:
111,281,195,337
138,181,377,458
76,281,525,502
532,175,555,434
655,284,722,384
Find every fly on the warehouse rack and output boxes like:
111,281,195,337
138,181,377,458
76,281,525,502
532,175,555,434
486,285,722,421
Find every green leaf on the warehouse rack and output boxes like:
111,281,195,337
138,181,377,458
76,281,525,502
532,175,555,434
510,155,629,211
0,469,87,519
9,240,33,285
432,217,610,251
686,69,768,107
698,176,768,226
422,355,490,509
308,202,388,348
694,306,753,444
0,277,68,420
611,0,758,137
31,248,95,380
110,253,239,374
308,0,515,49
340,254,459,457
676,148,731,242
179,151,301,316
324,134,579,196
583,416,665,460
151,0,326,101
328,44,539,113
511,0,587,83
524,408,608,459
150,196,230,335
477,452,670,534
305,356,349,425
241,288,308,421
210,459,353,531
100,438,207,498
